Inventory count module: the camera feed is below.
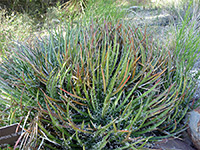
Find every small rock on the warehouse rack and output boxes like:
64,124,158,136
188,107,200,150
154,138,196,150
129,6,144,12
191,56,200,100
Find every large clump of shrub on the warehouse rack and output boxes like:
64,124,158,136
0,19,197,149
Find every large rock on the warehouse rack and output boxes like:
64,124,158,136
188,107,200,150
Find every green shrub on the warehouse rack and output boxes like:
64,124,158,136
0,19,197,149
4,0,61,15
83,0,125,22
173,1,200,69
2,0,89,26
165,0,200,79
0,9,35,60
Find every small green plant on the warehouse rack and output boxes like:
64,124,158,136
0,18,197,149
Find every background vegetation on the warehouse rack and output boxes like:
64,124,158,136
0,0,200,149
